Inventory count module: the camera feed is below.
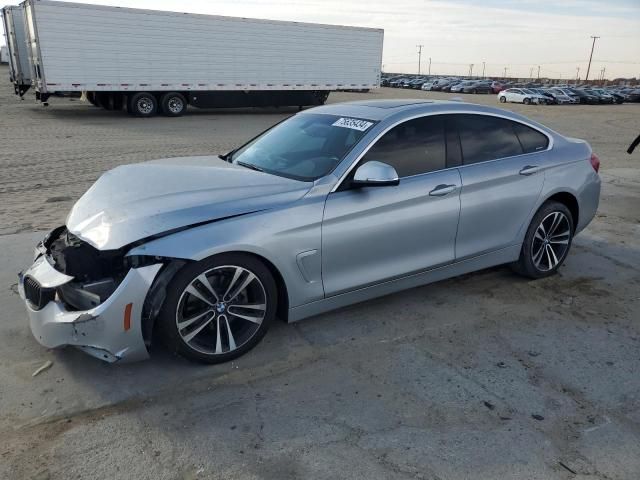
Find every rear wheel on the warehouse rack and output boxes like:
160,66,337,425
129,92,158,117
523,97,531,105
160,92,187,117
158,253,277,364
513,201,574,279
499,96,507,103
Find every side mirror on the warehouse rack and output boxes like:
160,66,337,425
352,161,399,187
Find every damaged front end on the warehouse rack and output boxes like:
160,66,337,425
18,227,164,363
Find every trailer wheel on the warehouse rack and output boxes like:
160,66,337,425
112,94,124,111
94,93,108,109
160,92,187,117
86,92,98,107
129,92,158,117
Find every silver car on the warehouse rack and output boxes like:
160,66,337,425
18,100,601,364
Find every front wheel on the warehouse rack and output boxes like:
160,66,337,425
158,253,277,364
499,96,507,103
523,97,531,105
512,201,574,279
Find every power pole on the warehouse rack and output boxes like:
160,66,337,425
529,67,534,79
482,62,486,78
585,35,599,81
469,64,474,77
416,44,424,75
576,67,580,85
428,57,431,75
503,67,508,78
537,65,541,79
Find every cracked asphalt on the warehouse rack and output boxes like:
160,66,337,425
1,64,639,479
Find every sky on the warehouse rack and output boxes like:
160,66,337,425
2,0,639,79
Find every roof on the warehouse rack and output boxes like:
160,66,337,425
307,99,453,121
304,99,556,135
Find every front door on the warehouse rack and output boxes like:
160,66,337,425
321,115,461,296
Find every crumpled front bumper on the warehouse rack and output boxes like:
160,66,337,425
18,255,162,363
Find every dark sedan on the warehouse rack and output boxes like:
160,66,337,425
568,89,600,105
462,82,493,94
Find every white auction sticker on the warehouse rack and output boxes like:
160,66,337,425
332,117,374,131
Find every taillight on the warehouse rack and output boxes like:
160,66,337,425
590,153,600,173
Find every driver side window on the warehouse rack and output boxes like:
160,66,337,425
361,115,446,178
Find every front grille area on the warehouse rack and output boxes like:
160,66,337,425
24,275,55,310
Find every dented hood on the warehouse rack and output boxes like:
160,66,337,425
66,156,311,250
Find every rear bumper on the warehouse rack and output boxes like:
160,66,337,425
18,256,162,363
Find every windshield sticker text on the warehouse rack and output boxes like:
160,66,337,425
332,117,374,131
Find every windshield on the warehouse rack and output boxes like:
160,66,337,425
229,113,375,181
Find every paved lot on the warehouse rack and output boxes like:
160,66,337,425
1,64,639,479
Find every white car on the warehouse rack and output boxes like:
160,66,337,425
498,88,549,105
421,82,435,91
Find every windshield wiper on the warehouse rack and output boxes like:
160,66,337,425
236,161,265,172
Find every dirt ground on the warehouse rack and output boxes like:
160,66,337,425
1,63,639,479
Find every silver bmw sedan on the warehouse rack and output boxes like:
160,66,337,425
18,99,601,364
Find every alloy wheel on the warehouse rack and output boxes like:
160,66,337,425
531,212,571,272
175,265,267,355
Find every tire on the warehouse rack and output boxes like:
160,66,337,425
128,92,158,117
158,253,278,364
160,92,187,117
112,94,124,111
472,89,477,94
512,201,574,279
86,92,98,107
499,96,506,103
94,93,108,109
523,98,531,105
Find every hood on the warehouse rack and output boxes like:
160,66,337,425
66,156,312,250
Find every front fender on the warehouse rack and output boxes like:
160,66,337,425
127,200,326,309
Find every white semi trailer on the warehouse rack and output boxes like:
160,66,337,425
2,5,32,95
16,0,383,116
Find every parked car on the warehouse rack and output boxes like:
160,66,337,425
389,77,409,88
543,89,577,105
462,82,492,94
18,100,601,364
551,88,580,103
530,88,557,104
491,81,507,93
408,78,428,89
584,89,615,104
567,89,600,104
421,81,435,91
498,88,548,105
441,82,459,92
450,81,474,93
623,89,640,102
430,79,454,91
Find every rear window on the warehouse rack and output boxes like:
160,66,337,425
513,123,549,153
455,114,523,164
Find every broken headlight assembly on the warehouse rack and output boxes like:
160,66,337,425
41,227,164,311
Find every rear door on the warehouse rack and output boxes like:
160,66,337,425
321,115,461,296
507,89,524,102
451,114,549,259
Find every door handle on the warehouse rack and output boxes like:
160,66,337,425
429,184,457,196
519,165,540,176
